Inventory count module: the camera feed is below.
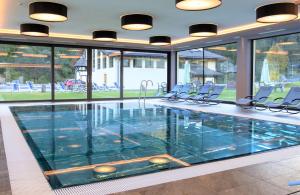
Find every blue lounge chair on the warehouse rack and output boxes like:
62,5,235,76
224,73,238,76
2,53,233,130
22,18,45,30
261,87,300,112
26,81,37,92
186,84,212,103
56,82,67,92
237,86,274,108
201,85,225,105
172,84,192,101
162,84,182,99
180,84,211,101
11,83,20,92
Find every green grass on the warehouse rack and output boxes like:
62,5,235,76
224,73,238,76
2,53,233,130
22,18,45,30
0,87,297,102
0,89,158,101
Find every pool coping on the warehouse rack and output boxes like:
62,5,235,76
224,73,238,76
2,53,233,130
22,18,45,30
1,99,300,195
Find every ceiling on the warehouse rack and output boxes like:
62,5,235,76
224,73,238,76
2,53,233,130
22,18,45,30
0,0,298,44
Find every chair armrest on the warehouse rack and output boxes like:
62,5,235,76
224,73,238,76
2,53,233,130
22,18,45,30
273,97,284,103
257,96,269,102
244,96,253,99
291,98,300,105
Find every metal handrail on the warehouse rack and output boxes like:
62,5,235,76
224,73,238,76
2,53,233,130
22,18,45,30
139,80,153,103
139,80,147,102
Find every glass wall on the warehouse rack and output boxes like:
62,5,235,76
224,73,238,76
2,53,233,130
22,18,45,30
123,51,168,97
177,44,237,102
0,42,169,102
92,49,121,99
54,47,87,100
177,48,204,92
253,33,300,100
205,43,237,101
0,44,51,101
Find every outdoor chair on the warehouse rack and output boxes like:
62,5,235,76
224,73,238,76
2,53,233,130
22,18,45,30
161,84,182,99
185,84,211,103
200,85,225,105
236,86,274,109
259,87,300,113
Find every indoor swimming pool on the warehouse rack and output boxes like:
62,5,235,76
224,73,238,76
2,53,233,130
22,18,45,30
10,102,300,189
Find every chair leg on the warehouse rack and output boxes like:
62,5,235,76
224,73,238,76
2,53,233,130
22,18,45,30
268,107,284,112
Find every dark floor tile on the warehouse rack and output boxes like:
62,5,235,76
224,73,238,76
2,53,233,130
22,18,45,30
237,162,294,180
217,180,289,195
196,169,260,192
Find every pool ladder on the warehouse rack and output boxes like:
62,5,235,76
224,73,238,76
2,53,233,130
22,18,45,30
139,80,153,103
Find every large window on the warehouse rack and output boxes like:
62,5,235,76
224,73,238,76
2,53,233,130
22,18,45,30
177,48,204,90
0,44,51,101
0,42,170,102
205,43,237,101
54,47,87,100
177,43,237,102
253,33,300,100
92,49,120,99
123,51,168,97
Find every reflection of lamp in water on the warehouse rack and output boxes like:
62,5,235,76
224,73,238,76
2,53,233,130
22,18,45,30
94,165,116,173
149,157,170,164
68,144,81,148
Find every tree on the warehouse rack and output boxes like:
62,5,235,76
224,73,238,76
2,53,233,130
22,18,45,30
266,44,289,81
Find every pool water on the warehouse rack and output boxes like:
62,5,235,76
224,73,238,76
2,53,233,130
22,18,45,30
10,102,300,189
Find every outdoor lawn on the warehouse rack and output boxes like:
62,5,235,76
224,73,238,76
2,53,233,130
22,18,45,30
0,86,296,102
0,89,159,101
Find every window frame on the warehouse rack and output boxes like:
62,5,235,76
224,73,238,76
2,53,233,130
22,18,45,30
0,40,170,103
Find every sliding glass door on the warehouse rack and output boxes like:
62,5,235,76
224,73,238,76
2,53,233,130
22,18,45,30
123,51,168,98
54,47,87,100
253,33,300,100
205,43,237,101
92,49,121,99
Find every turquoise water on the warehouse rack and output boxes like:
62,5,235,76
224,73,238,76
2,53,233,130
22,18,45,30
10,102,300,189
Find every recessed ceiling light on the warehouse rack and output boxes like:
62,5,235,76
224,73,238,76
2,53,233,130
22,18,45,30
189,24,217,37
93,30,117,42
256,3,298,23
121,14,153,31
29,2,68,22
175,0,222,11
94,165,117,173
278,41,297,46
149,36,171,46
20,23,49,37
149,157,170,164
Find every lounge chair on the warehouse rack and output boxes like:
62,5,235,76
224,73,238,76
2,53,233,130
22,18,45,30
172,84,192,101
11,83,20,92
201,85,225,105
260,87,300,112
185,84,212,103
237,86,274,108
26,81,37,92
161,84,182,99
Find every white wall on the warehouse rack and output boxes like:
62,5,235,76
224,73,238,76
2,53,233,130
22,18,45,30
91,55,167,90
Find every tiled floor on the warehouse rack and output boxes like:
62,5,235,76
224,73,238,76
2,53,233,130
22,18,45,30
114,156,300,195
0,122,11,195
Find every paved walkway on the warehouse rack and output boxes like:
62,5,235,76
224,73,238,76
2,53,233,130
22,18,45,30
115,155,300,195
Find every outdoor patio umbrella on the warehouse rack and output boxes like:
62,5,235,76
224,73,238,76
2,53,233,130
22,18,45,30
183,61,191,84
260,58,271,85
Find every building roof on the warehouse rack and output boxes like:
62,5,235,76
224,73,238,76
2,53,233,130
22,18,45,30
190,64,222,76
74,54,87,67
178,50,226,60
